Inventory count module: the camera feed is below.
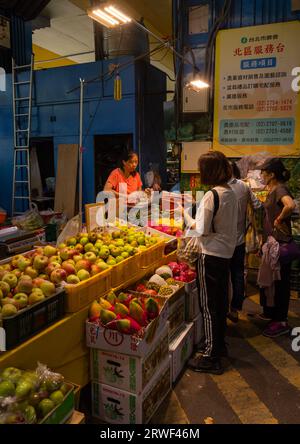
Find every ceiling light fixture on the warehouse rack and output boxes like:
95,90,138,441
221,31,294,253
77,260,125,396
104,5,132,24
88,4,209,89
88,8,120,27
188,78,210,90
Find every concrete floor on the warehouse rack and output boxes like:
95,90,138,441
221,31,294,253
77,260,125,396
151,287,300,425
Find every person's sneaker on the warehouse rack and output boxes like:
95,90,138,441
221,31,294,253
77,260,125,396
187,356,223,375
263,322,291,338
227,310,239,323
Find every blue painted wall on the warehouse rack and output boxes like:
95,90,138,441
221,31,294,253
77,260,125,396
0,57,166,215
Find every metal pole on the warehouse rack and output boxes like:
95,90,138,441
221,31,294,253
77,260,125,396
79,78,85,232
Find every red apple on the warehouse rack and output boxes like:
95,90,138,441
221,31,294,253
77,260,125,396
61,261,76,275
50,268,67,284
90,264,101,277
32,278,46,288
75,260,91,272
45,262,61,276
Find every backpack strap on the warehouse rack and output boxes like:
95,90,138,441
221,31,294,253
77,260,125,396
211,189,220,233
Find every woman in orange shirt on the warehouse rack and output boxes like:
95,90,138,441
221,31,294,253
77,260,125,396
104,151,143,196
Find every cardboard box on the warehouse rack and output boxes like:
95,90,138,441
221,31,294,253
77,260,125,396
169,323,194,382
184,280,200,321
167,290,186,341
86,299,169,357
92,357,171,424
193,313,203,346
90,325,169,394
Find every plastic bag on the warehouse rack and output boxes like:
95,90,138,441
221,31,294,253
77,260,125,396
177,235,201,268
56,214,80,246
11,203,44,231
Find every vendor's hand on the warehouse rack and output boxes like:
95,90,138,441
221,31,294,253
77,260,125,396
145,188,152,197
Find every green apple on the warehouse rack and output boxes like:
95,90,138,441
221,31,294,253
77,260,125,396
1,367,22,384
17,256,32,271
77,269,90,281
2,273,18,289
24,405,37,424
15,379,33,399
43,245,57,258
49,255,62,264
98,247,110,260
40,281,56,297
37,398,55,418
33,255,49,271
121,251,129,259
66,274,80,284
24,266,38,279
98,262,110,271
84,243,94,252
79,236,89,246
110,247,121,258
1,303,18,317
28,291,45,305
84,252,97,263
13,293,28,309
49,390,64,406
66,237,77,246
59,383,69,395
58,243,66,249
115,256,124,263
106,258,117,266
0,380,15,397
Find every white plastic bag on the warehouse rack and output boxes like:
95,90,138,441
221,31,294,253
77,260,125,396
56,215,80,246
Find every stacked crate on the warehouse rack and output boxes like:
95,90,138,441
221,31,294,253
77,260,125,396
86,301,172,424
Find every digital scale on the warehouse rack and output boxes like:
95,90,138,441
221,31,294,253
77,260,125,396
0,227,45,259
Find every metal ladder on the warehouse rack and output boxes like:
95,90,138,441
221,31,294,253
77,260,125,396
11,55,34,215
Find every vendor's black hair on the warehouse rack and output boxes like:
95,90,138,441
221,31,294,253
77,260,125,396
119,150,138,175
260,158,290,182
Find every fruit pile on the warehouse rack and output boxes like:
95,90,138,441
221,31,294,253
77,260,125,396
0,228,161,317
0,364,70,424
148,222,183,238
132,265,181,297
88,290,161,335
167,262,196,283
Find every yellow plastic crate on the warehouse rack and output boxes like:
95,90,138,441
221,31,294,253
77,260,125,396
110,253,141,288
139,241,165,269
64,268,111,313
